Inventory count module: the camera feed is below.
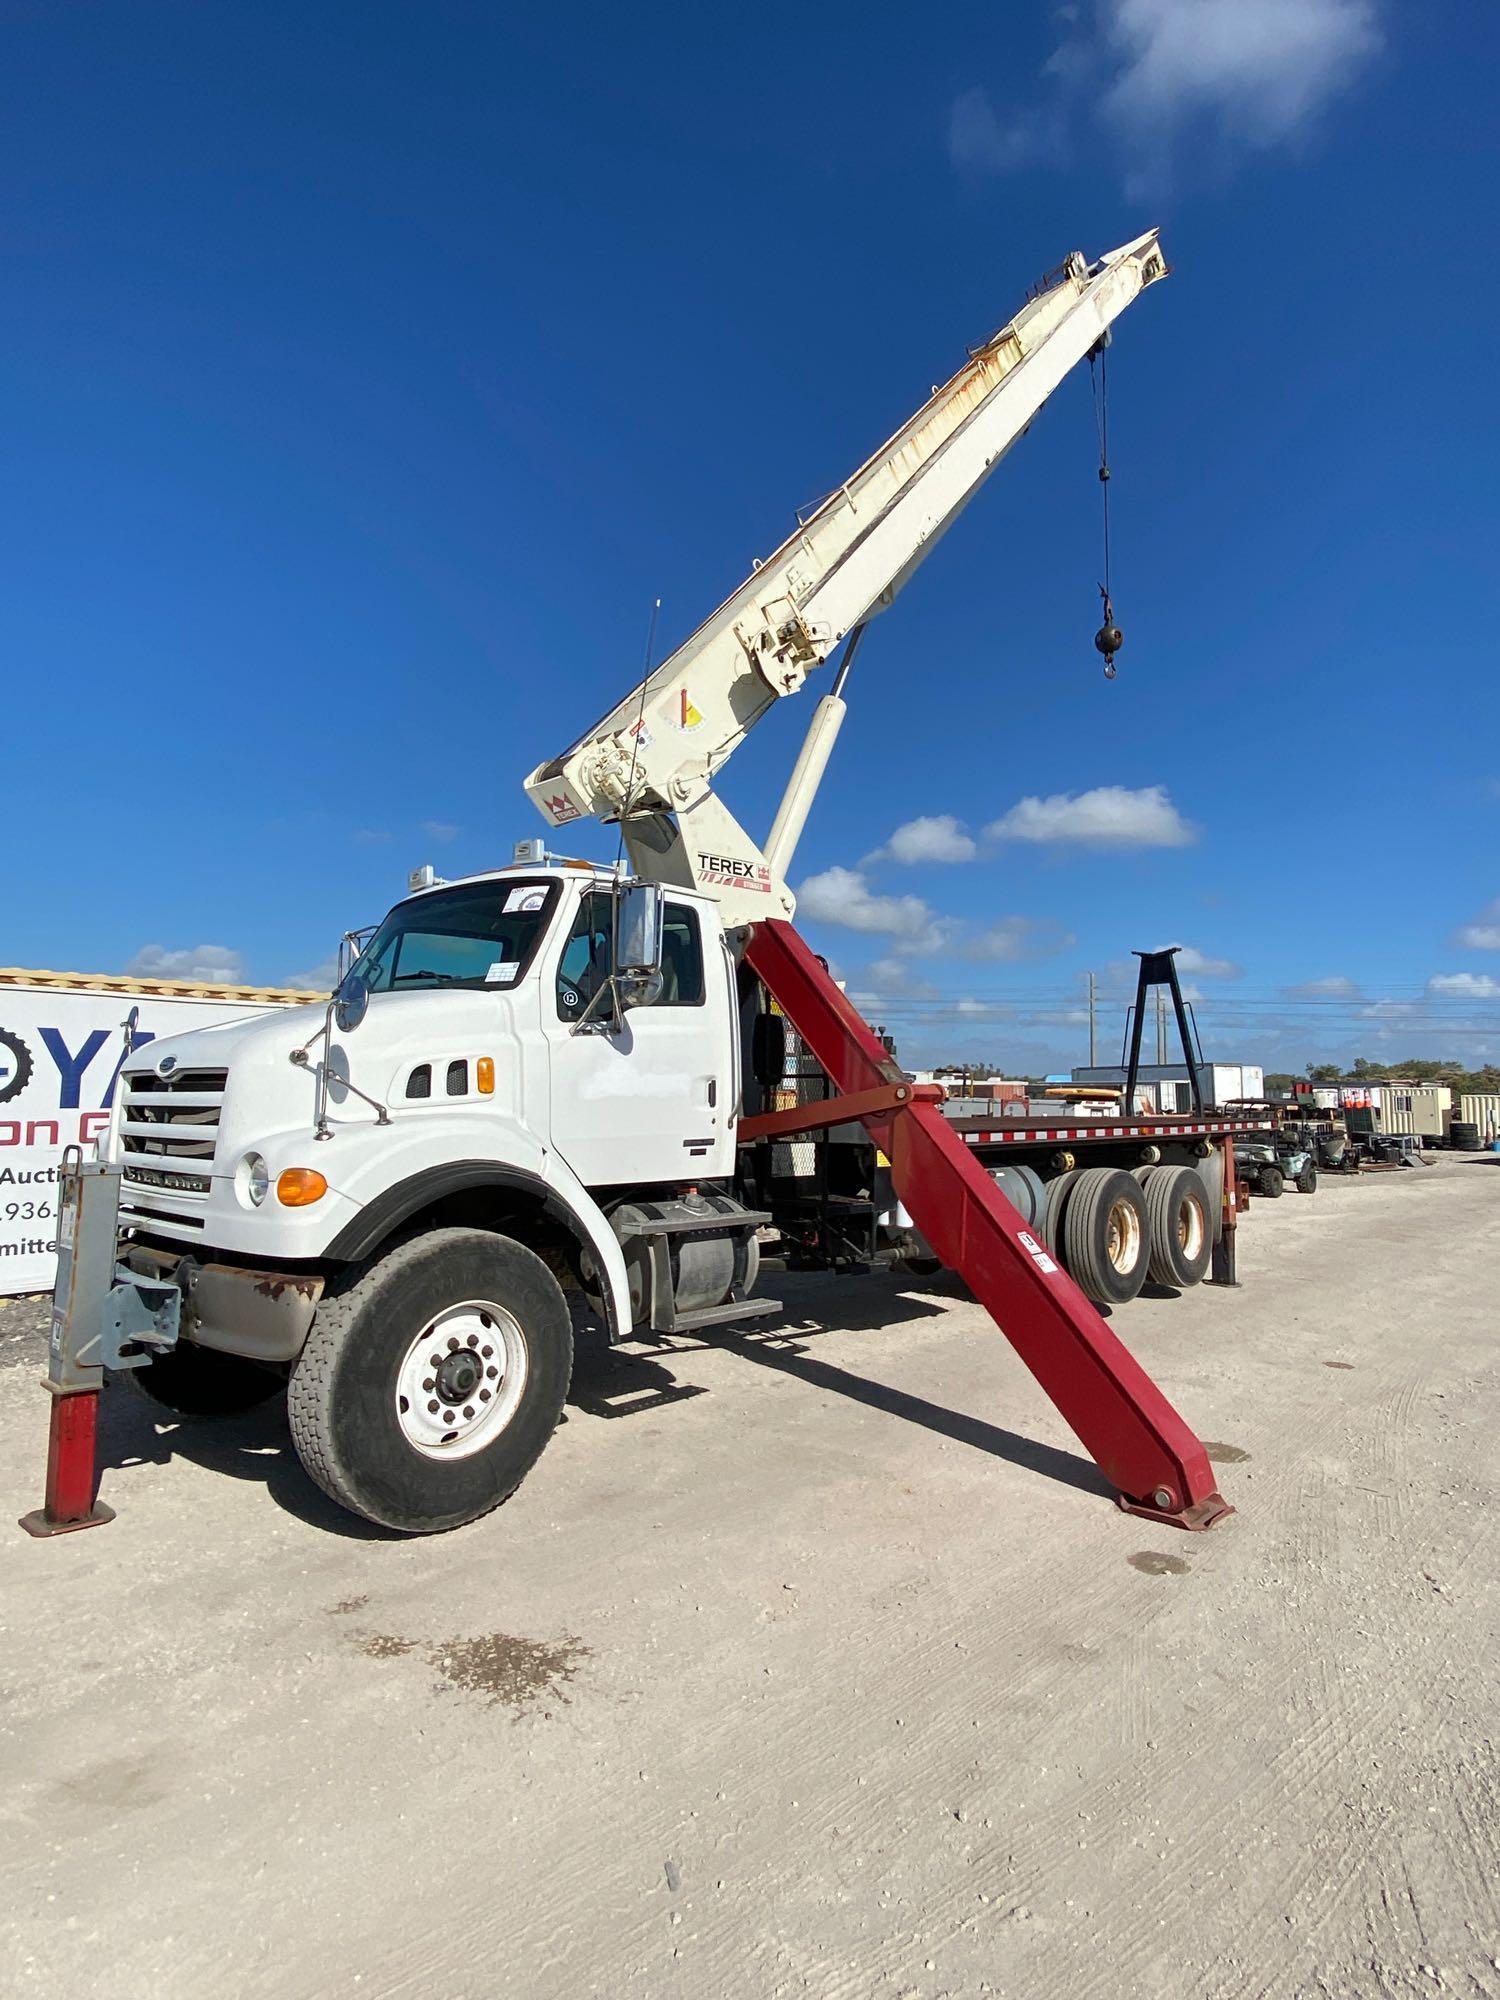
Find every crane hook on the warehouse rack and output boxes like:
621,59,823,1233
1095,586,1122,681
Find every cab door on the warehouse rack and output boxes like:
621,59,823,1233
543,888,734,1189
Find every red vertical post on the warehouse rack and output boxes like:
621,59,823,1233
742,919,1232,1530
1209,1136,1240,1287
18,1391,115,1538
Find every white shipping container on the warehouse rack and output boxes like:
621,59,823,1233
0,969,314,1295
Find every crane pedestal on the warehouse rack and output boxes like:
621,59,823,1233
739,920,1232,1531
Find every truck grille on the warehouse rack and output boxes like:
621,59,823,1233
121,1068,227,1161
119,1070,227,1227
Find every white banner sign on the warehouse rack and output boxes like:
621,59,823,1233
0,986,289,1295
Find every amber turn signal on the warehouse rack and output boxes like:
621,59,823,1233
476,1057,495,1095
277,1168,328,1207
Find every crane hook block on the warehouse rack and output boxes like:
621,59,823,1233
1095,619,1123,678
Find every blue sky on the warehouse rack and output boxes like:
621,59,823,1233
5,1,1498,1073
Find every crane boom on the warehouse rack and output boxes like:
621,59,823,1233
524,229,1169,925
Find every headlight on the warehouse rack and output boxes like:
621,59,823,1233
236,1152,270,1207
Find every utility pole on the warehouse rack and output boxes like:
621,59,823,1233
1087,971,1097,1065
1155,990,1168,1064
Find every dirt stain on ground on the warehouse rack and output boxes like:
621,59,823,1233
327,1595,369,1616
53,1755,167,1815
359,1632,416,1659
1128,1551,1189,1576
354,1629,588,1712
430,1632,589,1710
1324,1360,1356,1370
1203,1440,1251,1464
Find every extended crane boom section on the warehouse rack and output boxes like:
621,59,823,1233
525,230,1168,924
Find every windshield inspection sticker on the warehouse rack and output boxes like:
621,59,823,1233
1016,1230,1059,1275
485,961,520,984
504,888,547,914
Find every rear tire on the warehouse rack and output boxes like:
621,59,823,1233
1138,1165,1211,1288
1296,1166,1318,1194
1259,1165,1285,1200
117,1343,286,1417
1059,1167,1150,1305
288,1228,573,1534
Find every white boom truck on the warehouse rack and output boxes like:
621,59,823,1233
37,230,1238,1541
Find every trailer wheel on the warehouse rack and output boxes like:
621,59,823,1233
1137,1165,1211,1288
287,1228,573,1534
117,1343,286,1417
1296,1165,1318,1194
1038,1169,1080,1252
1059,1167,1150,1306
1259,1165,1285,1200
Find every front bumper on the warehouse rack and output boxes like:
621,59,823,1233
121,1245,324,1363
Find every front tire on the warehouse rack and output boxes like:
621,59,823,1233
1296,1165,1318,1194
288,1228,573,1534
1259,1165,1285,1200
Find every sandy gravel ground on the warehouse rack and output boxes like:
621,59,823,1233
1,1158,1497,2000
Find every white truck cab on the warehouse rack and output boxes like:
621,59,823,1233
113,856,770,1532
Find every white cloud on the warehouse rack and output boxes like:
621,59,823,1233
1455,899,1500,951
1428,973,1500,1000
950,0,1380,188
421,820,459,844
282,956,339,992
858,958,942,1001
948,86,1062,174
1165,944,1242,980
795,866,948,952
1102,0,1381,149
127,944,246,984
1284,975,1361,999
865,814,977,866
987,784,1195,849
960,916,1075,962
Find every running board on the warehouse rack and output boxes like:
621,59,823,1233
668,1298,784,1332
740,920,1232,1531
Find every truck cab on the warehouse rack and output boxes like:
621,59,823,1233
112,857,768,1533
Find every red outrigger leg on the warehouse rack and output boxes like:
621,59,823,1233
740,920,1232,1531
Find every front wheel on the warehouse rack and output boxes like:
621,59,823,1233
288,1228,573,1533
1259,1166,1285,1200
1296,1166,1318,1194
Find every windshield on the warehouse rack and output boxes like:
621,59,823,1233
354,879,561,993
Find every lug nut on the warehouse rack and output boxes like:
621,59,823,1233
427,1399,439,1413
486,1366,499,1380
463,1405,475,1420
447,1336,460,1351
422,1377,434,1392
481,1345,493,1359
479,1388,491,1401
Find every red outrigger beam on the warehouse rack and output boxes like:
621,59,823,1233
740,920,1232,1531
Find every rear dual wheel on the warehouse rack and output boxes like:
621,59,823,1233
1133,1164,1212,1288
1054,1167,1151,1306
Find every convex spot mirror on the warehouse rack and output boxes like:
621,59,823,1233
334,969,370,1033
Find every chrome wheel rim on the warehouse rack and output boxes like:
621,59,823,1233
1106,1197,1143,1274
394,1301,528,1460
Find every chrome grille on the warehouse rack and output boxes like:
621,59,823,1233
120,1068,227,1163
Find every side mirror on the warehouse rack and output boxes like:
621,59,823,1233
615,881,664,977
